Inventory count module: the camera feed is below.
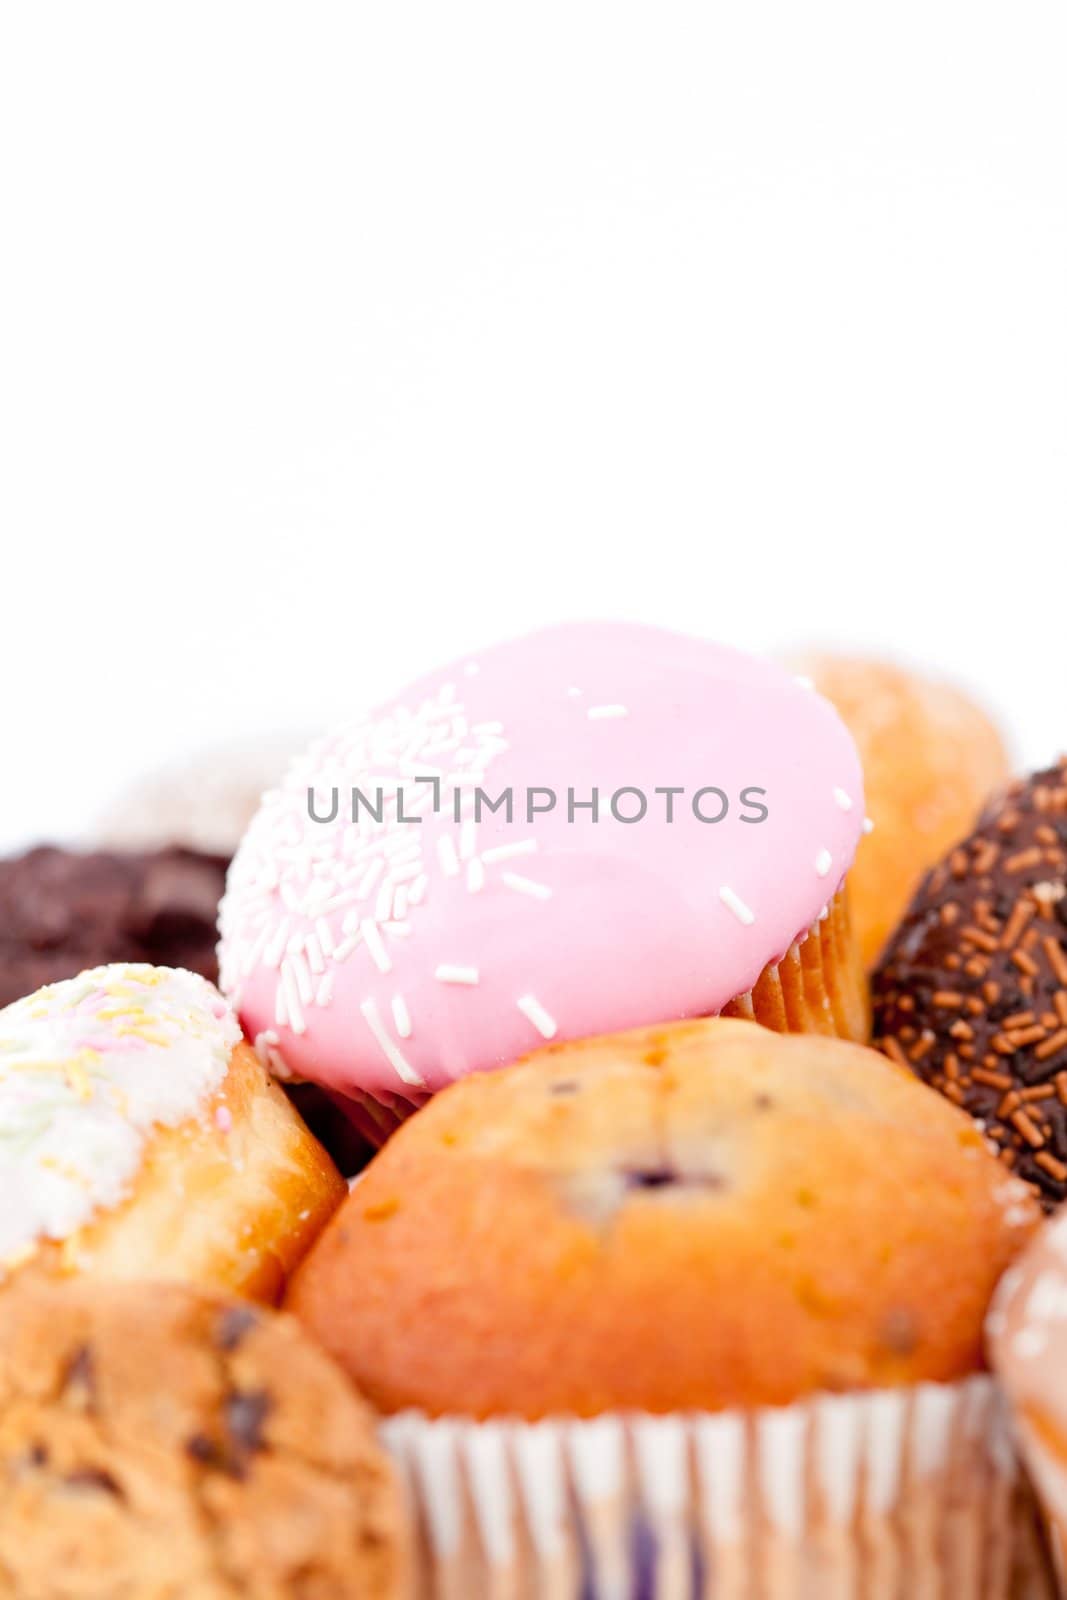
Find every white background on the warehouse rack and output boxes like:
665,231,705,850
1,3,1064,851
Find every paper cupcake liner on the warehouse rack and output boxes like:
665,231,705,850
721,887,869,1043
383,1377,1018,1599
337,887,870,1145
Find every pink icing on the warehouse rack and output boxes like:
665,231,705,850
219,623,864,1107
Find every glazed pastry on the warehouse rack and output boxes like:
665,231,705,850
97,736,304,858
290,1017,1037,1598
0,845,229,1004
789,653,1010,967
0,1278,403,1599
874,760,1067,1210
287,1017,1036,1416
221,623,869,1141
0,965,345,1301
988,1206,1067,1581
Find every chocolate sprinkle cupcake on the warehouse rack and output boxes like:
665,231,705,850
0,845,229,1006
874,759,1067,1209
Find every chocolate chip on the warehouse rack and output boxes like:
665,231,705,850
186,1433,226,1470
622,1166,726,1193
216,1306,260,1353
224,1388,272,1456
880,1306,918,1357
549,1080,579,1096
62,1345,96,1409
64,1467,123,1499
754,1093,775,1111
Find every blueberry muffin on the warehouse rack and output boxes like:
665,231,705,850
287,1016,1037,1418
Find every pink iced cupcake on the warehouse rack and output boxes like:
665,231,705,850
218,623,868,1139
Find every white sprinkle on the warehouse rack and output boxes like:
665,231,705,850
517,994,557,1038
374,881,394,923
315,916,335,958
467,858,486,893
240,922,272,980
387,859,424,884
281,962,307,1035
331,935,360,964
392,885,409,921
252,1028,281,1074
863,817,875,834
408,874,428,905
360,919,392,974
794,675,815,690
587,704,629,720
437,835,460,877
434,964,480,986
815,849,833,879
482,839,537,864
359,999,424,1086
291,949,314,1006
719,886,755,926
502,871,552,901
356,859,384,899
391,994,413,1038
833,787,853,812
315,972,335,1008
263,918,292,970
459,819,478,860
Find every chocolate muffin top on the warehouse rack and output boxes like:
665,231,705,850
874,759,1067,1208
0,846,228,1006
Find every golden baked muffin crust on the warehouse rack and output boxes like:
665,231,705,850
790,654,1010,967
288,1018,1039,1420
0,1280,404,1599
0,966,346,1304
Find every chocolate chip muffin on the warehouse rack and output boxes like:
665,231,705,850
0,846,228,1005
286,1016,1037,1419
874,760,1067,1210
0,1279,404,1598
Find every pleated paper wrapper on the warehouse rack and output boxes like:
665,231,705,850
383,1376,1020,1599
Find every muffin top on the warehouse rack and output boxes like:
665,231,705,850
96,737,305,858
790,654,1009,967
874,760,1067,1209
0,845,229,1005
0,965,239,1274
220,623,864,1107
987,1207,1067,1533
0,1278,402,1599
286,1018,1037,1419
